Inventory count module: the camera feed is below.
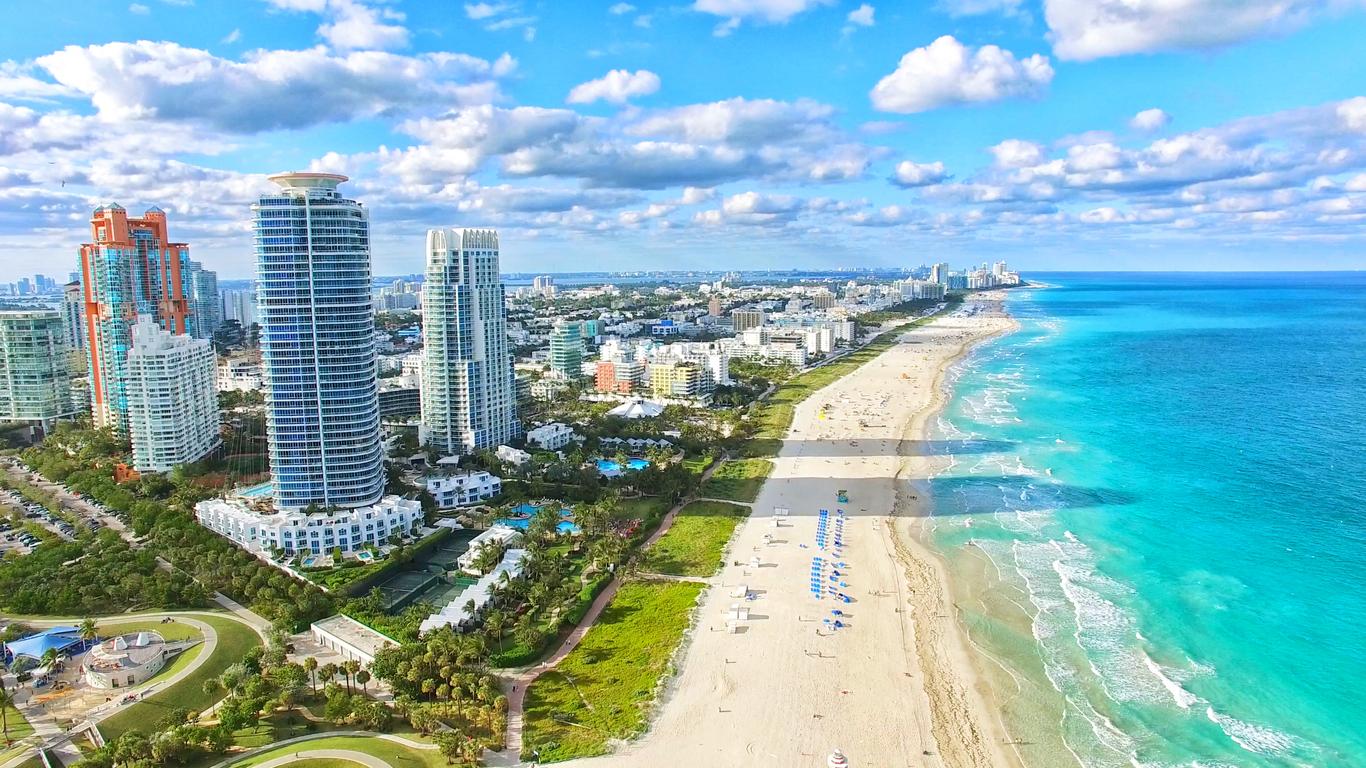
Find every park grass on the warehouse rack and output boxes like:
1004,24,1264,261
0,702,37,764
638,501,748,577
698,458,771,503
228,735,444,768
94,618,200,642
97,615,262,740
521,579,704,762
275,760,367,768
743,298,959,458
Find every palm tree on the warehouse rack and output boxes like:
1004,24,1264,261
0,683,13,744
355,669,370,694
39,648,58,671
342,660,360,695
303,656,318,697
78,618,97,650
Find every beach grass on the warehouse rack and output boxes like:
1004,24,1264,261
226,735,443,768
97,615,261,740
699,458,771,502
638,501,748,577
521,580,704,762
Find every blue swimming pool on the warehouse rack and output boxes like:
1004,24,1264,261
597,457,650,474
494,517,581,535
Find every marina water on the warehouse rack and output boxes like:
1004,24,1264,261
927,273,1366,767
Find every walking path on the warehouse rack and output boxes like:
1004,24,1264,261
253,749,390,768
203,731,438,768
0,609,266,768
497,460,723,759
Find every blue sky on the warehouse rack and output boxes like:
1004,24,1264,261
2,0,1366,281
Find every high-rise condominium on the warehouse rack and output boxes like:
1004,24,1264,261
188,261,222,340
78,205,194,432
253,173,384,511
0,310,75,431
421,228,520,454
548,320,585,380
126,318,220,472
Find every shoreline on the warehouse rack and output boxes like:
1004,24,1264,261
890,294,1024,768
549,292,1021,768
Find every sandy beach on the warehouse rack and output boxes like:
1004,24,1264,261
555,291,1020,768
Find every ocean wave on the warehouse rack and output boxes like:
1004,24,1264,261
1205,708,1298,757
1140,650,1200,710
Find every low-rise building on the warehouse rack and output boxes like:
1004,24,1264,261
496,444,532,466
526,422,575,451
425,469,502,508
456,524,525,574
82,631,173,689
216,357,262,393
310,614,398,667
195,494,422,555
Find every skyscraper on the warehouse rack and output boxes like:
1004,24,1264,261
421,228,520,454
548,320,584,380
61,281,84,352
188,261,222,340
0,310,75,431
78,204,194,432
253,173,384,511
126,318,220,472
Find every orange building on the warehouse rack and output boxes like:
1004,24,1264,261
78,205,194,432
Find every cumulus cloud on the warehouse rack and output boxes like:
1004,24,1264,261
1131,107,1171,132
847,4,875,25
624,97,836,144
4,41,511,132
870,36,1053,113
129,3,150,14
1042,0,1348,61
608,2,636,13
567,69,661,105
694,0,835,35
266,0,409,50
891,160,948,187
989,139,1045,167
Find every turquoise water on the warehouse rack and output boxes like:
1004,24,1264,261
596,457,650,474
928,274,1366,768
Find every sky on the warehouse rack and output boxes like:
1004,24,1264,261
2,0,1366,281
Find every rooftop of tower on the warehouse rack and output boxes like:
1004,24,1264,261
267,171,348,191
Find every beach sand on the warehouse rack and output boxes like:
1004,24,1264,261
553,292,1020,768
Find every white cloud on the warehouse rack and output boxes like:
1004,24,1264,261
265,0,409,51
891,160,948,187
847,3,875,26
464,2,511,19
989,139,1044,167
9,41,510,132
625,97,836,144
221,28,241,44
129,3,150,14
1339,97,1366,132
870,35,1053,114
694,0,835,34
1043,0,1348,61
1130,107,1171,132
608,2,636,13
938,0,1024,16
567,69,661,105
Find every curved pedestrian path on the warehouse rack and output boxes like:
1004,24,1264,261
0,610,264,768
252,749,389,768
499,461,724,758
205,731,438,768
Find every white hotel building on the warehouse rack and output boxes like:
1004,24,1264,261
196,493,422,555
126,318,220,472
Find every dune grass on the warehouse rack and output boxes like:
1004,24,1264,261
638,501,748,577
698,458,771,502
521,580,704,762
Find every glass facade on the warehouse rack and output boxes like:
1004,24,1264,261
253,173,385,511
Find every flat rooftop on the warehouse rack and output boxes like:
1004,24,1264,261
311,614,397,658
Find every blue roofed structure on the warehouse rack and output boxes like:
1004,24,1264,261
2,626,83,662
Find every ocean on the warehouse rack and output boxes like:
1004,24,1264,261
927,273,1366,768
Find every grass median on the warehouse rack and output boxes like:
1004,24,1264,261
521,580,704,762
97,614,262,740
638,501,748,577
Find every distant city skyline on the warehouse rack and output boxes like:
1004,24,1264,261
2,1,1365,281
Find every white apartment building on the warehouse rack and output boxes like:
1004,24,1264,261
496,444,531,466
126,318,220,472
216,358,262,393
425,470,503,508
421,228,520,454
526,422,575,451
195,494,422,555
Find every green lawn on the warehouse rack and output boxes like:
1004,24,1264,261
699,458,771,503
1,701,35,744
521,580,704,762
97,614,262,740
228,735,444,768
639,501,748,577
95,617,200,642
275,760,367,768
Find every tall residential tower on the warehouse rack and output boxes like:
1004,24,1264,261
253,173,384,511
420,228,520,454
78,205,194,432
